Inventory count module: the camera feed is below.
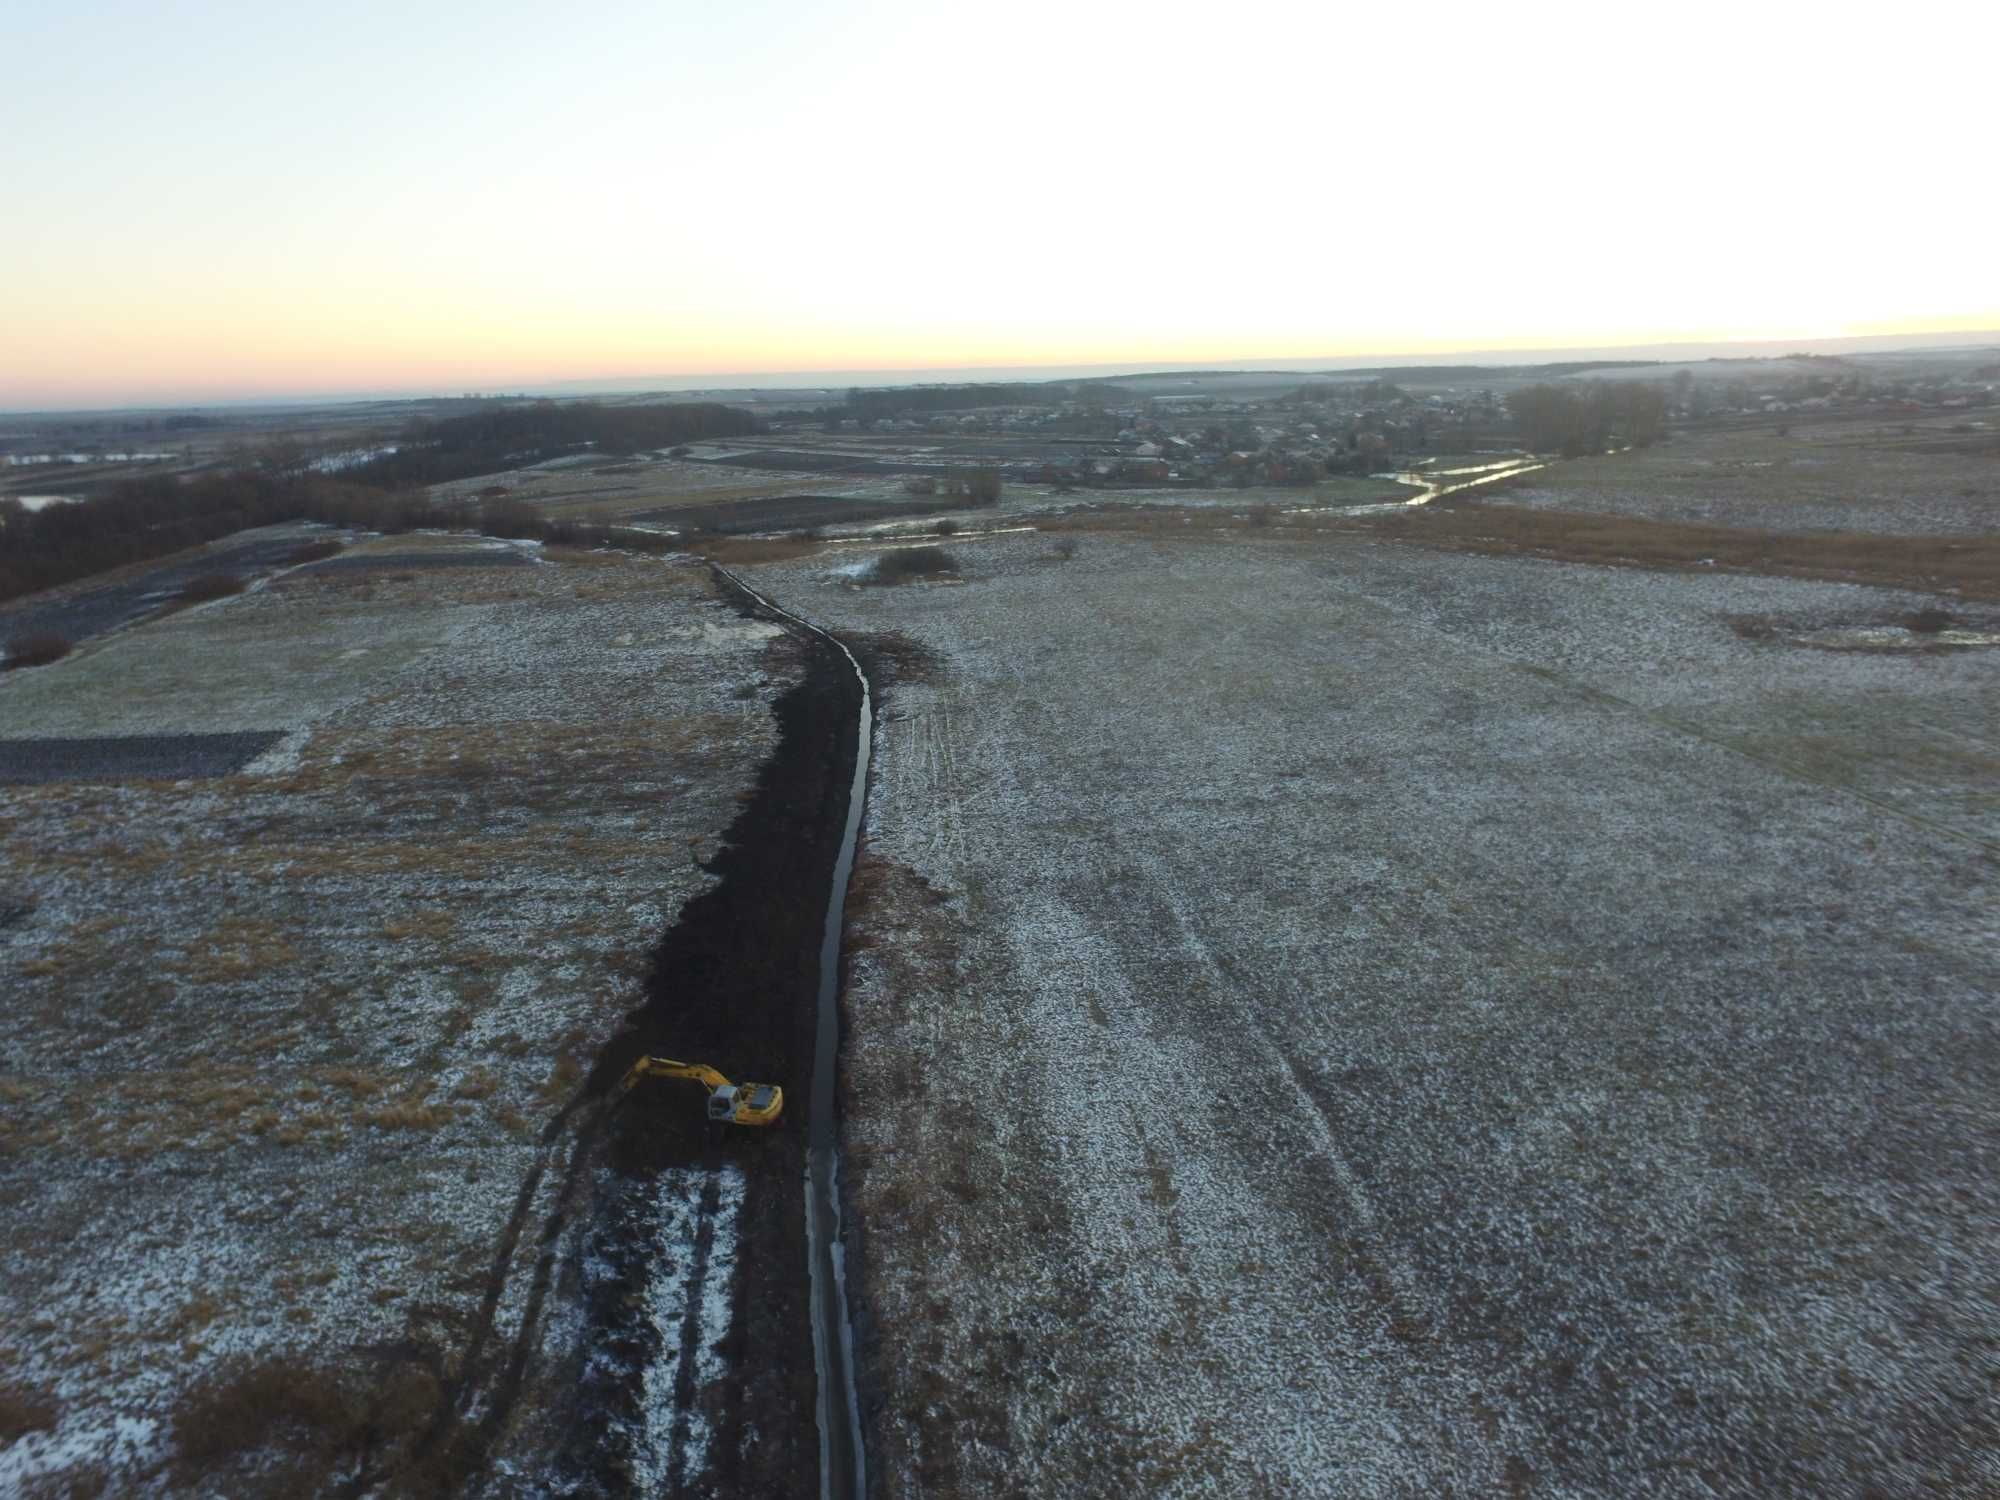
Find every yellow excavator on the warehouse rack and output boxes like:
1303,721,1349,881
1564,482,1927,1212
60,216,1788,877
619,1056,784,1127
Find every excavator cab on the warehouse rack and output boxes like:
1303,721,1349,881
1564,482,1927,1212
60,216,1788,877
707,1080,781,1124
621,1056,784,1127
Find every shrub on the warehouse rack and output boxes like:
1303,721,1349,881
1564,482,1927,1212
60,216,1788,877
173,1354,440,1490
174,1359,364,1472
478,497,541,538
866,546,960,584
3,632,73,670
179,573,246,601
1726,615,1778,642
932,519,959,536
1049,537,1079,561
1906,607,1956,635
1245,504,1277,528
284,539,343,566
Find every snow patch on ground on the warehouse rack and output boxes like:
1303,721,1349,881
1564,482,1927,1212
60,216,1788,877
631,1165,746,1492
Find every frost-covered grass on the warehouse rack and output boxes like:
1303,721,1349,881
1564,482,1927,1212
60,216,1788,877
746,528,2000,1497
0,539,797,1493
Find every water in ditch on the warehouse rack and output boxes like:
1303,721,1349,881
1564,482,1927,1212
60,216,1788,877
807,628,871,1500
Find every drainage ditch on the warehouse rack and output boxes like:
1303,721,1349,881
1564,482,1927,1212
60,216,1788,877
541,565,871,1497
720,568,873,1500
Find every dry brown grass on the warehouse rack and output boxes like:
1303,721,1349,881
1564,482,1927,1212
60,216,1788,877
540,545,627,568
0,1380,60,1442
178,573,247,602
171,1352,441,1496
449,1068,499,1101
276,717,736,800
284,538,345,566
3,632,73,670
1037,497,2000,598
537,1055,583,1104
324,1067,389,1099
382,910,455,942
1363,503,2000,599
357,1093,453,1131
170,918,300,983
699,535,827,567
163,1294,225,1342
0,1067,409,1155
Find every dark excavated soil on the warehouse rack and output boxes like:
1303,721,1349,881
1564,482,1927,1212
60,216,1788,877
547,592,865,1497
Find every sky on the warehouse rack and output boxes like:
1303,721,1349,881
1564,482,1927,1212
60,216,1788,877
3,0,1996,409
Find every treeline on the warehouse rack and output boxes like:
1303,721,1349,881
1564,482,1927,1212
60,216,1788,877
0,473,299,601
1507,381,1668,455
0,467,687,606
837,381,1137,421
348,400,761,486
842,383,1056,420
0,414,222,451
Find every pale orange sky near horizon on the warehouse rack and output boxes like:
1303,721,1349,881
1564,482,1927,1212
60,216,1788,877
4,0,1995,409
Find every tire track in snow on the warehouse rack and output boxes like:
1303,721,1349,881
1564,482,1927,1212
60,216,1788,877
629,1164,746,1496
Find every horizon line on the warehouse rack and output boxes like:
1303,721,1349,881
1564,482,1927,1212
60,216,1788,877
6,328,1998,418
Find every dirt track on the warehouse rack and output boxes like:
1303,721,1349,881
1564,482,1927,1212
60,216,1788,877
636,493,960,535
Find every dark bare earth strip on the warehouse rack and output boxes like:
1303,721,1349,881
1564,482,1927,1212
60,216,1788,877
0,731,287,784
550,633,859,1495
635,493,958,534
0,531,331,646
301,551,532,574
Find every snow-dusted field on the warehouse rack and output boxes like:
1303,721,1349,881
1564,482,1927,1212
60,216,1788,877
1507,421,1999,537
0,538,793,1494
426,453,812,517
744,530,2000,1496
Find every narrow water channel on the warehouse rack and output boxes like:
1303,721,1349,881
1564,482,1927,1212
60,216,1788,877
713,566,870,1500
1338,455,1547,514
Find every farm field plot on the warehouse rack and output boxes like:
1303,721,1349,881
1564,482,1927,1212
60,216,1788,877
0,522,340,654
427,453,805,520
1506,419,1999,536
0,537,797,1494
744,530,2000,1496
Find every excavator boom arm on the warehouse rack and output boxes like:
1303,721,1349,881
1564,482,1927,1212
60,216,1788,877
620,1056,728,1092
